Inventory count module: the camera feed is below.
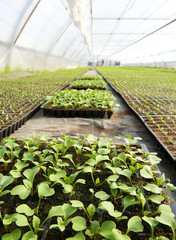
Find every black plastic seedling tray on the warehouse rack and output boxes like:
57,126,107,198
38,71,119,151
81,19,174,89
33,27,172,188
41,107,113,119
97,70,176,165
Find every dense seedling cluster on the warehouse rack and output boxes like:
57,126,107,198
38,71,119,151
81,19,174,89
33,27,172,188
77,75,102,80
96,67,176,158
43,89,115,111
0,134,175,239
71,79,106,89
0,67,89,133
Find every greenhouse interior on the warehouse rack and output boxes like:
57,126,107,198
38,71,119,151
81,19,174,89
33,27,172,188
0,0,176,239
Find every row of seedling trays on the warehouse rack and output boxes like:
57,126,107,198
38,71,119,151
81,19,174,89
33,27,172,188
42,75,117,119
1,71,176,239
0,67,89,142
95,67,176,162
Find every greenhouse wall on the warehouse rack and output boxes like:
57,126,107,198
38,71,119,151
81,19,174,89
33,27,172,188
121,61,176,69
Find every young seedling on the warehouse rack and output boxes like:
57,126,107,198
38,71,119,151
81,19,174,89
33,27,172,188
155,213,175,240
124,134,142,149
50,203,76,237
70,200,97,222
57,171,85,200
11,166,40,199
0,174,14,203
142,216,158,239
3,138,20,164
36,182,55,215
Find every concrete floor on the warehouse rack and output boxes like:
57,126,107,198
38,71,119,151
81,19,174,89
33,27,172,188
10,69,176,200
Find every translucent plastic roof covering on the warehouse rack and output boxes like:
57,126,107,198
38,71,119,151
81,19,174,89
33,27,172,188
0,0,176,69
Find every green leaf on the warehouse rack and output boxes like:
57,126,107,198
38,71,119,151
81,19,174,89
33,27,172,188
155,213,175,239
75,179,86,185
104,163,122,175
86,159,96,166
22,231,37,240
96,155,109,163
22,152,34,161
148,154,161,166
109,229,131,240
16,204,34,216
70,200,84,209
23,166,40,183
140,165,153,179
62,203,77,220
95,191,110,200
0,190,10,198
106,175,119,182
100,201,122,218
123,195,140,213
2,229,21,240
143,184,162,194
82,166,93,173
5,140,18,151
11,185,31,200
90,220,100,235
44,155,53,162
32,215,40,230
87,204,96,219
126,216,144,234
156,204,174,217
166,183,176,192
38,182,55,198
142,216,158,237
15,160,28,172
0,175,14,188
148,195,164,204
50,217,65,232
117,152,126,162
47,205,63,219
95,178,100,185
49,170,66,182
137,192,146,208
65,138,75,149
71,216,86,231
3,213,18,225
99,221,116,238
9,170,22,179
155,237,170,240
23,179,32,189
66,232,85,240
98,148,110,155
120,169,132,179
15,214,29,227
63,184,73,193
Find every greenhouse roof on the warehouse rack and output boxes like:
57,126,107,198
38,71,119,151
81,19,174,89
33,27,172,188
0,0,176,69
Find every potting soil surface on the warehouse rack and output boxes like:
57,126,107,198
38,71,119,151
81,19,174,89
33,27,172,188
10,69,176,200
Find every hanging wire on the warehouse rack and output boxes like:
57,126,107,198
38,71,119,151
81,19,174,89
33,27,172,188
105,0,171,59
96,0,136,59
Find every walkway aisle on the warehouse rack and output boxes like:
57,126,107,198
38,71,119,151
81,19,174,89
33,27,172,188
11,69,176,198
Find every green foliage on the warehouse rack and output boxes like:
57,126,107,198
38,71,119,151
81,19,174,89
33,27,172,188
71,79,106,89
0,67,89,130
0,134,175,239
126,216,144,234
43,89,116,111
77,75,102,80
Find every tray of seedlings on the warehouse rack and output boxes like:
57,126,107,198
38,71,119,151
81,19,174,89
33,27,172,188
0,134,176,240
0,67,89,141
96,67,176,162
41,89,117,119
77,75,103,80
70,80,107,90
